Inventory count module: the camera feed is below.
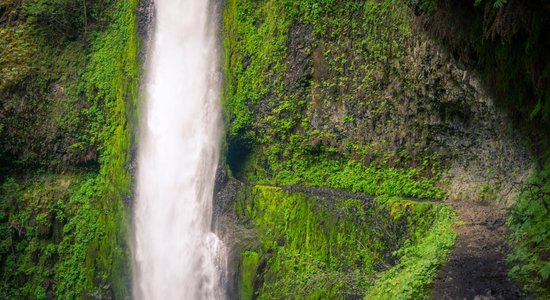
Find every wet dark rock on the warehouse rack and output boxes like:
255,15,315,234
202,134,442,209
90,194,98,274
213,166,240,221
137,0,155,64
214,164,228,195
137,0,154,39
285,23,314,93
212,167,246,299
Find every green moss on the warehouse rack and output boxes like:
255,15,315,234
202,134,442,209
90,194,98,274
506,158,550,299
366,200,456,299
223,2,456,297
0,0,121,172
240,251,260,300
0,0,139,297
235,186,455,299
0,23,37,91
223,0,446,191
53,0,140,297
0,175,85,299
259,157,443,199
236,186,378,298
222,0,292,141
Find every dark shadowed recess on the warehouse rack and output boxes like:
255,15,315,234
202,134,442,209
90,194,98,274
412,0,550,160
227,137,252,180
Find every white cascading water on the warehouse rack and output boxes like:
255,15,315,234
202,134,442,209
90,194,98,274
133,0,226,299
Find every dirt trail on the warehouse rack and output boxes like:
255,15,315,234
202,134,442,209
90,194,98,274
431,201,524,300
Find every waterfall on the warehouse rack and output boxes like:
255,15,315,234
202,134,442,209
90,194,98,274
133,0,225,298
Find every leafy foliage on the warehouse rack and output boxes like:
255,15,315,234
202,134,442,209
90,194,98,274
507,158,550,299
22,0,112,42
250,156,444,199
0,0,139,297
0,176,81,299
367,198,456,299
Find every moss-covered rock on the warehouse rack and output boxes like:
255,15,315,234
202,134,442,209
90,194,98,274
221,185,455,299
0,0,140,297
219,0,543,298
222,0,531,204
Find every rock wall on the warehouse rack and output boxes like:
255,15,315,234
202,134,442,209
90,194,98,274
213,171,456,299
222,0,532,203
219,0,536,297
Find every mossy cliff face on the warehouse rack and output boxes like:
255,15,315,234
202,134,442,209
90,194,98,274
0,0,140,298
219,0,542,298
0,0,545,298
222,0,531,203
213,181,455,299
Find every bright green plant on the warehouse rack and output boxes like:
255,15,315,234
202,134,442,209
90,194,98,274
235,186,455,299
507,158,550,299
0,0,139,298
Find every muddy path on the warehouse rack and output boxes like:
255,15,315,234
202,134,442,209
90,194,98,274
431,201,524,300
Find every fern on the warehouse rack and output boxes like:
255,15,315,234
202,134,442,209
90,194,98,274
493,0,508,8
